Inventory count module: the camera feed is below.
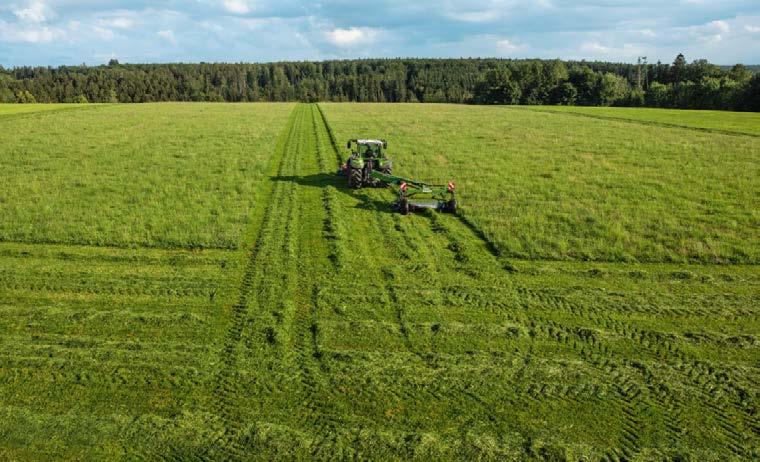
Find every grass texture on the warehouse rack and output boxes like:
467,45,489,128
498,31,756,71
522,105,760,136
321,103,760,264
0,103,294,249
0,103,757,460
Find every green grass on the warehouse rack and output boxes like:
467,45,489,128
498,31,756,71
0,242,241,460
321,103,760,264
0,103,294,249
521,105,760,136
1,103,757,460
0,103,94,116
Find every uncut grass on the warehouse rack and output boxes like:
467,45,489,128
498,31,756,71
320,103,760,264
523,105,760,136
0,103,293,249
0,103,92,116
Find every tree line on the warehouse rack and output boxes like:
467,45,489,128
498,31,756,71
0,55,758,111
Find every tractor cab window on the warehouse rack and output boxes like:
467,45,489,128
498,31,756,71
362,144,379,157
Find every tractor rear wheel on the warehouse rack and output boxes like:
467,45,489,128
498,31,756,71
349,168,362,189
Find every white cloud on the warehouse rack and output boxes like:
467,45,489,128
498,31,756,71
92,26,115,40
325,27,379,48
98,17,134,29
745,25,760,34
581,41,611,54
446,0,553,23
0,20,63,43
157,29,176,43
13,1,54,23
708,20,730,34
688,19,731,44
453,10,501,23
496,39,519,52
200,20,223,32
222,0,251,15
578,41,643,59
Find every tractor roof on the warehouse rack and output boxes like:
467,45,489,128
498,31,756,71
356,139,385,145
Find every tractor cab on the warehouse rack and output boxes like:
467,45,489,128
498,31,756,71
351,139,384,157
342,139,393,188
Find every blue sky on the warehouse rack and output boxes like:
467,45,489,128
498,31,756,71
1,1,759,66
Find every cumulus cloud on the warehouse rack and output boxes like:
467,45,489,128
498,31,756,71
687,19,732,44
92,26,115,40
98,17,134,29
496,39,519,52
453,10,501,23
222,0,251,15
0,20,63,43
325,27,379,48
13,1,54,23
1,1,759,66
157,29,176,43
579,41,643,60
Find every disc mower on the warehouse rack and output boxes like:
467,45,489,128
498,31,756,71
370,171,457,215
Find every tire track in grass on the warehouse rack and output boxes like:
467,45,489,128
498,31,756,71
317,103,536,448
542,288,755,455
285,104,350,458
316,103,759,457
340,137,522,443
519,290,754,459
198,105,305,461
311,104,347,271
314,105,460,444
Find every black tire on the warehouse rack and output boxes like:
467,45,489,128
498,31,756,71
349,168,362,189
445,199,457,214
399,197,409,215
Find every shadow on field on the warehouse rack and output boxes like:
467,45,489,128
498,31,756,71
271,173,395,213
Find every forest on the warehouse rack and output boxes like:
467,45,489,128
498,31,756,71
1,55,758,110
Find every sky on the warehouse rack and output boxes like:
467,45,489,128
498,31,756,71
1,1,759,67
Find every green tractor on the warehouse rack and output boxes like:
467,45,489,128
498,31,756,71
340,139,393,188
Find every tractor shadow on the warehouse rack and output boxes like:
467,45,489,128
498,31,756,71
271,173,396,213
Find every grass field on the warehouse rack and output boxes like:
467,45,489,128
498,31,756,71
0,103,293,249
1,103,758,460
321,103,760,264
0,103,94,116
520,105,760,136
